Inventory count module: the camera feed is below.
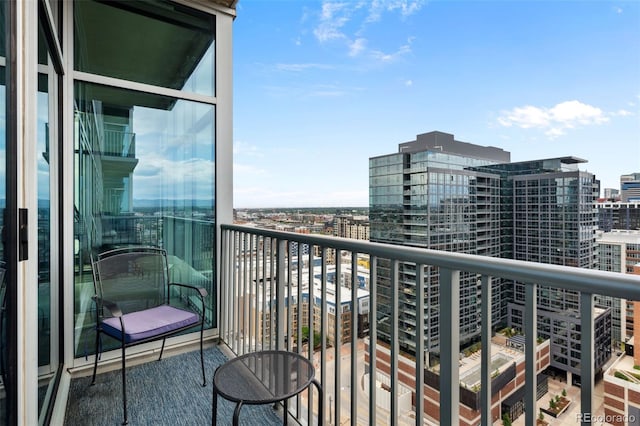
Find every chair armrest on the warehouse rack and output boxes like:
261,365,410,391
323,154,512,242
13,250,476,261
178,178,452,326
168,282,208,298
92,295,123,317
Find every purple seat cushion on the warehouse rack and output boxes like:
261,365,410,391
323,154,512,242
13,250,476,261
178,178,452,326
102,305,199,343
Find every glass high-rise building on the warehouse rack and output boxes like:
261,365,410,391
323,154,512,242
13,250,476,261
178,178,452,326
476,158,610,380
369,131,509,358
370,132,611,381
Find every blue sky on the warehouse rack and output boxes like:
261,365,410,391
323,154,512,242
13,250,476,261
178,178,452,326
232,0,640,208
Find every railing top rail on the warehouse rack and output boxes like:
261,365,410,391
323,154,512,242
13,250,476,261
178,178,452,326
222,223,640,300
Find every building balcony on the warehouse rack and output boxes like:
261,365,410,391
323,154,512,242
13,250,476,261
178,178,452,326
64,223,640,425
216,224,640,426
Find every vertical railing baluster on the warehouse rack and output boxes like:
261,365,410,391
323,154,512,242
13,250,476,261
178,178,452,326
415,264,425,426
351,252,358,426
369,256,378,425
295,243,303,420
308,246,315,426
580,291,595,426
220,229,228,344
242,232,248,354
277,239,286,350
391,260,399,423
232,231,239,354
480,275,492,426
248,234,254,353
524,282,537,426
297,243,303,353
287,242,293,353
440,267,460,425
321,247,328,423
270,238,276,349
335,253,342,425
261,236,267,351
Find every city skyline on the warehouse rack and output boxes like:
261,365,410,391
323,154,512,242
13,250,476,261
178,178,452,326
232,0,640,208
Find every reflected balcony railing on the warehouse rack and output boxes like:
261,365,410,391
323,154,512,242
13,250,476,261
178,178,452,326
219,224,640,426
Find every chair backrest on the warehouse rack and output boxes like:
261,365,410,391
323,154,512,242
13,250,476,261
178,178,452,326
92,247,169,316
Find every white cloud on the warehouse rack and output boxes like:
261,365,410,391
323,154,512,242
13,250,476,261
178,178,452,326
313,2,352,42
366,0,426,23
405,79,413,87
349,38,367,57
548,100,609,126
311,1,422,62
497,100,611,138
370,41,412,63
497,105,550,128
134,157,214,199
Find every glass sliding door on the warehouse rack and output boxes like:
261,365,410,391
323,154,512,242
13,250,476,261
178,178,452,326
0,30,8,426
1,0,15,423
37,1,62,423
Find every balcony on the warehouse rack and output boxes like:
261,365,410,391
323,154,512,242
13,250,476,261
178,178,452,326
64,223,640,425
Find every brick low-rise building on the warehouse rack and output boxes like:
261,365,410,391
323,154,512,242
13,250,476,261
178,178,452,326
365,337,551,425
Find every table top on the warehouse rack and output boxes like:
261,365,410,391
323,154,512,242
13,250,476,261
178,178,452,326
213,350,316,405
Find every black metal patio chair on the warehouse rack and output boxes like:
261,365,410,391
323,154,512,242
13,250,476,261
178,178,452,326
90,246,208,425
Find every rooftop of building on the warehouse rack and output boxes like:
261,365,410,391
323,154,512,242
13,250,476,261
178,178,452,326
394,130,511,162
597,229,640,244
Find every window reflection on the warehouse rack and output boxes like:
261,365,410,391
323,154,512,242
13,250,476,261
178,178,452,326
73,82,215,356
74,0,215,96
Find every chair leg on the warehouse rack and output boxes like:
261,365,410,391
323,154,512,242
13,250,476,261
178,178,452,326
200,321,206,387
91,329,100,385
121,343,129,425
159,337,166,361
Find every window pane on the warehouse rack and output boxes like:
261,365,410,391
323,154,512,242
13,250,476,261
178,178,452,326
74,0,215,96
37,73,50,370
73,81,215,355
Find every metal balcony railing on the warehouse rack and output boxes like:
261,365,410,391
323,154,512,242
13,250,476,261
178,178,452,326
219,224,640,426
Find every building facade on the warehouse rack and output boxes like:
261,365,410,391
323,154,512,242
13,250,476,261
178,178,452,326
475,157,609,381
596,230,640,349
597,202,640,231
367,337,551,426
333,214,370,241
370,133,610,383
603,264,640,426
369,131,509,357
621,173,640,202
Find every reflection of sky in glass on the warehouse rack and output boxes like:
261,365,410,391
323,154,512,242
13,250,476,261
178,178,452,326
131,99,214,201
0,84,5,201
0,87,50,201
38,91,50,200
182,42,215,97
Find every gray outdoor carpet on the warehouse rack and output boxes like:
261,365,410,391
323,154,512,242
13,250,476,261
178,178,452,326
65,345,283,425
